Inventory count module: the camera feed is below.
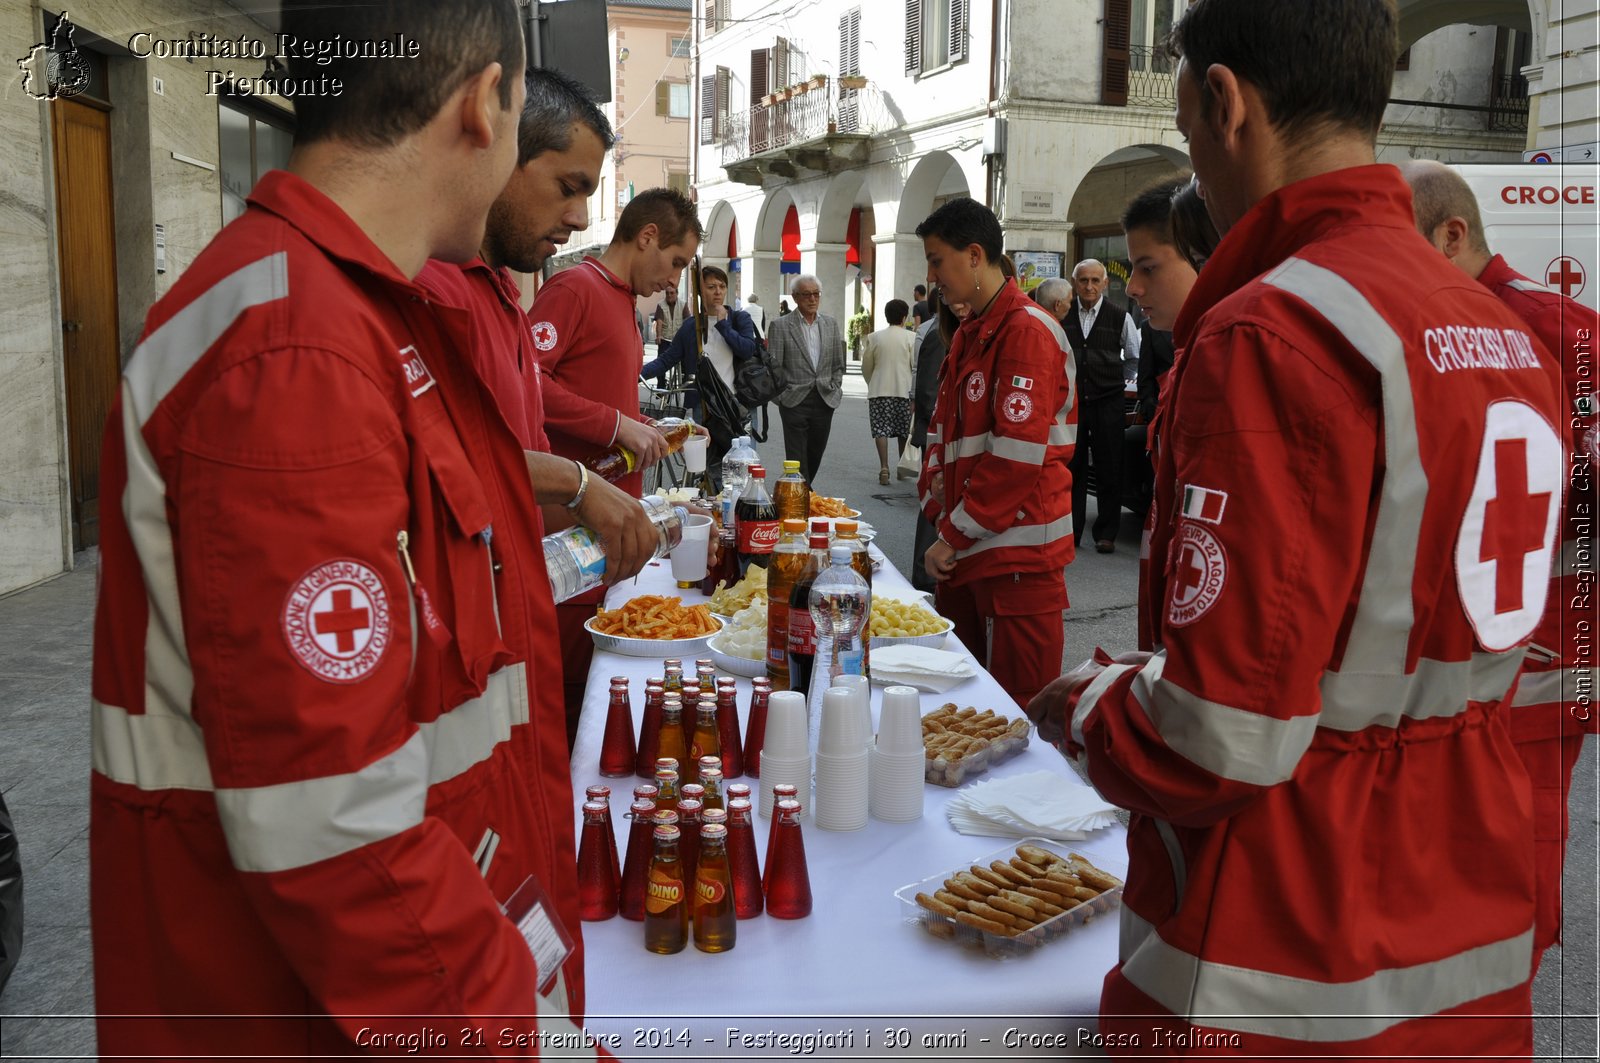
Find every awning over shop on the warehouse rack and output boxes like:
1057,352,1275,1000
781,206,800,274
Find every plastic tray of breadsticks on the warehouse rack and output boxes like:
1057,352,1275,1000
893,838,1124,959
921,704,1032,787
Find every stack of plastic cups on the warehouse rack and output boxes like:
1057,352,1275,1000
756,691,811,818
813,687,871,831
870,686,926,822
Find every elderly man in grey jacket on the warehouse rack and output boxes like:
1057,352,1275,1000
766,273,846,483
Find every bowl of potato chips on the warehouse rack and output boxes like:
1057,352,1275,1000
705,565,768,618
869,595,954,648
586,595,722,656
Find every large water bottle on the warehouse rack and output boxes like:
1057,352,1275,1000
723,436,757,501
805,545,870,716
545,494,686,603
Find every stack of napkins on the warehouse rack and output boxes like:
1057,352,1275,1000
946,771,1120,841
868,645,977,693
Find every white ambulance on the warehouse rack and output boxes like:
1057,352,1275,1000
1449,163,1599,311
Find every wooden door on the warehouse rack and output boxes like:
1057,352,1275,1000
51,97,121,549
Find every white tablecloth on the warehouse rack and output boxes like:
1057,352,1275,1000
568,546,1125,1058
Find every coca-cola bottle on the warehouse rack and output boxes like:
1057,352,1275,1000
734,465,780,575
786,525,832,694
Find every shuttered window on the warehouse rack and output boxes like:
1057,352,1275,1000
904,0,921,75
949,0,967,64
700,73,716,142
1102,0,1131,105
840,9,861,76
907,0,966,76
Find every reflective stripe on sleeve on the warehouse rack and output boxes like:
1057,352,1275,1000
96,664,527,800
1126,655,1318,787
948,501,992,541
1119,909,1533,1042
952,423,1077,462
1318,650,1525,730
1506,277,1551,294
1263,259,1425,680
958,513,1074,557
1070,662,1138,751
215,731,430,874
1511,666,1591,708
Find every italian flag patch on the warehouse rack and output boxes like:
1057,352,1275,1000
1010,375,1033,391
1181,484,1228,525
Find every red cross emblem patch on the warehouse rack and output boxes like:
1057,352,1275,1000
1002,391,1034,423
1168,523,1227,627
1545,256,1586,300
532,321,559,351
282,559,392,683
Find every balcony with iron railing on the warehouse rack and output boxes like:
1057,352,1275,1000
1126,45,1176,109
1389,72,1530,134
718,80,887,185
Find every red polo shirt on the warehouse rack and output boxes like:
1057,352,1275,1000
529,256,649,499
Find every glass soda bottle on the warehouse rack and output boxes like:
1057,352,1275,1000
585,785,622,890
698,766,725,813
652,765,680,816
657,694,688,773
679,783,705,812
764,798,813,919
634,679,665,779
545,495,686,603
619,797,658,921
786,524,832,694
679,679,701,745
632,783,659,804
725,797,764,919
663,660,684,695
576,800,619,921
734,465,779,575
808,545,870,715
704,527,739,596
693,823,736,953
766,519,809,689
773,459,811,523
690,696,721,777
599,678,636,778
695,659,716,689
643,822,689,954
763,782,800,892
676,798,703,889
726,782,752,803
585,417,695,483
743,679,771,778
714,677,744,777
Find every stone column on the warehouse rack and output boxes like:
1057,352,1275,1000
800,240,850,328
872,231,929,310
750,250,783,309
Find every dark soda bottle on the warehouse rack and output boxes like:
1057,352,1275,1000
725,796,763,919
584,784,621,890
599,678,636,778
643,822,688,954
634,679,665,778
735,465,779,575
693,823,736,953
766,519,809,689
743,679,771,778
704,527,738,598
619,797,657,921
764,798,812,919
576,800,619,920
714,678,744,777
786,525,832,694
762,783,800,893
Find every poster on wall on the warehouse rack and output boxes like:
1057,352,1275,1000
1010,251,1063,293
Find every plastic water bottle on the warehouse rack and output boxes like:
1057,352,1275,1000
805,545,870,716
544,494,686,603
723,436,757,503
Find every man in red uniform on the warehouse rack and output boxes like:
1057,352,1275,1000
531,189,703,736
1403,158,1597,973
916,198,1075,709
1027,1,1560,1056
89,2,649,1056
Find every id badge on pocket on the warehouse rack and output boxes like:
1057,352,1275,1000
503,876,574,998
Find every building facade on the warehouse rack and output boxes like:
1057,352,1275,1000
690,0,1595,329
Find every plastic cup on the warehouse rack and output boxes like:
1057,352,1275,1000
818,686,872,756
683,433,709,473
762,691,809,760
670,514,713,586
876,686,924,754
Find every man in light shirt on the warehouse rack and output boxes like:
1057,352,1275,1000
766,273,846,483
1061,258,1140,552
743,293,767,341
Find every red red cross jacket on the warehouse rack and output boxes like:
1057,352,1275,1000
917,279,1076,584
1477,253,1598,740
1054,166,1560,1057
90,172,602,1059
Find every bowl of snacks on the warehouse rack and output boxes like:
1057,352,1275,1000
706,600,767,677
705,565,768,619
586,595,722,656
870,595,954,648
809,494,861,520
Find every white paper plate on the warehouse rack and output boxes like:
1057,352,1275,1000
707,634,767,678
585,615,721,658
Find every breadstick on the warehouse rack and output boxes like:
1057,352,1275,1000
954,910,1011,936
915,892,960,919
953,871,999,896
